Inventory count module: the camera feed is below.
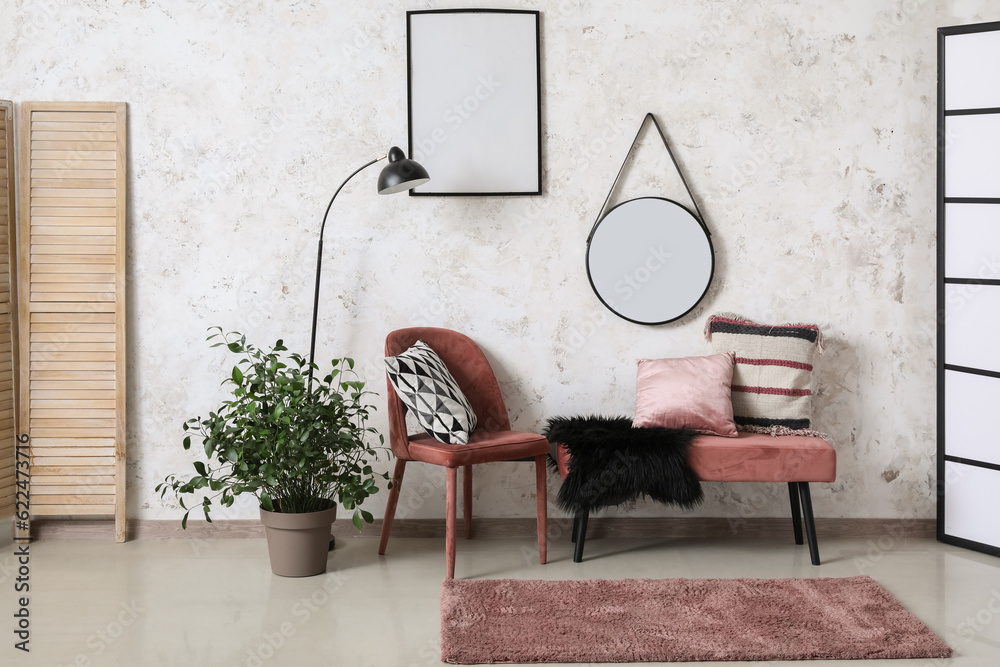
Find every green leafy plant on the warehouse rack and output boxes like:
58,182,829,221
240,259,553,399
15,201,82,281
157,327,388,530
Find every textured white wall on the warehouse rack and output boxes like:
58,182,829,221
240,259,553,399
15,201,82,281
2,0,997,522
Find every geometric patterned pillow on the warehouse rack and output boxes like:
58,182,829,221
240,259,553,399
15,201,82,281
384,340,478,445
705,313,824,436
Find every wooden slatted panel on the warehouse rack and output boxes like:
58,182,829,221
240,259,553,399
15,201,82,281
0,101,19,520
19,102,126,540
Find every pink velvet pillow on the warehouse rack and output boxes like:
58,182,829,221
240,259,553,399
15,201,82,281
633,353,738,437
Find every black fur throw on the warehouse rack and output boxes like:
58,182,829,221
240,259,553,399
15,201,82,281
544,415,703,513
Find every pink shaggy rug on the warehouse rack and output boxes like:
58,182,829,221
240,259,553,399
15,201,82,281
440,576,952,663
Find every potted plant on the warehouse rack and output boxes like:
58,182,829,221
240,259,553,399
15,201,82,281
157,327,388,577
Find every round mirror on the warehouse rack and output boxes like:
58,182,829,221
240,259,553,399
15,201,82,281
586,197,714,325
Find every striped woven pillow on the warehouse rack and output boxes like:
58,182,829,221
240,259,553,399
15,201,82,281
705,313,823,436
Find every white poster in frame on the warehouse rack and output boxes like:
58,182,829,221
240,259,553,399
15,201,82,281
407,9,542,196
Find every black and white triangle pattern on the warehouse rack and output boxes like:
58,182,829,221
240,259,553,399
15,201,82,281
385,340,478,445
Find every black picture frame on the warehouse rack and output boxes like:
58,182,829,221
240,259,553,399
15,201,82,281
406,8,542,196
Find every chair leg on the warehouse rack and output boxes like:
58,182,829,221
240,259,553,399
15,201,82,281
797,482,821,566
573,508,589,563
535,455,547,565
378,459,407,556
446,467,458,578
463,464,473,539
571,515,579,543
788,482,804,545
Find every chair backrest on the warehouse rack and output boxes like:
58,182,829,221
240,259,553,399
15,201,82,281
384,327,511,460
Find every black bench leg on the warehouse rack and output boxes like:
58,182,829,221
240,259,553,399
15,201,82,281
571,514,579,543
788,482,804,545
573,509,589,563
797,482,821,565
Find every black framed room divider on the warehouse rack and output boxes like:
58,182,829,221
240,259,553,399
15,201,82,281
937,20,1000,558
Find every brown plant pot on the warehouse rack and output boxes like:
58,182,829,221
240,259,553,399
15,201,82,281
259,504,337,577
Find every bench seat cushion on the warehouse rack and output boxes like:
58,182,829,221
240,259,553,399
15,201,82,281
555,431,835,483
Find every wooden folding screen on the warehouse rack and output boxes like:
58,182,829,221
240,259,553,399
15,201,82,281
938,22,1000,558
18,102,126,541
0,101,18,520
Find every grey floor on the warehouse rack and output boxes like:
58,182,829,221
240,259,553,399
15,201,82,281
1,529,998,666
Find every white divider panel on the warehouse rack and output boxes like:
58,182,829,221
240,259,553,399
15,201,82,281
944,370,1000,466
945,204,1000,278
944,284,1000,372
940,21,1000,558
945,30,1000,110
945,115,1000,198
944,462,1000,547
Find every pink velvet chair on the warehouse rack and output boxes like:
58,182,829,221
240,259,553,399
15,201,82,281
378,327,548,578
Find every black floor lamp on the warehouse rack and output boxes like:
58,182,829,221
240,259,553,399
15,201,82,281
307,146,429,388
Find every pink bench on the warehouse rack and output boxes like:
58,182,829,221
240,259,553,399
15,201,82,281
554,431,836,565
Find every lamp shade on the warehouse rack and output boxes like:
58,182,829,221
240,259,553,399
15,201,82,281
377,146,430,194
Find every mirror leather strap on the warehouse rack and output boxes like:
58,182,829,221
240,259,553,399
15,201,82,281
587,112,710,243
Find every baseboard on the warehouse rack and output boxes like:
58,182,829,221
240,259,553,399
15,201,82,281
28,517,937,541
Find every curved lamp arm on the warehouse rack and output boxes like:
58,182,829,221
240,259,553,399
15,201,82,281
307,154,387,387
306,146,428,390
